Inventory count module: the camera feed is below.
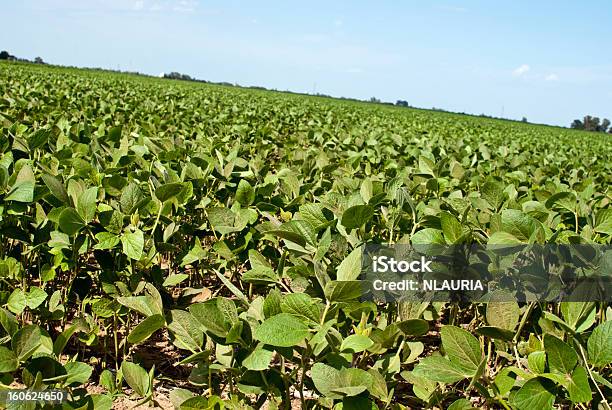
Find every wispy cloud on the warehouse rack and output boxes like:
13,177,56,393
512,64,530,77
334,18,344,27
545,73,559,81
346,67,363,74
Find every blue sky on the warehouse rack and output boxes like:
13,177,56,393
2,0,612,126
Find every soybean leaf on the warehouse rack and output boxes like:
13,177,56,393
235,179,255,206
336,247,362,281
127,315,165,345
121,361,151,398
253,313,309,347
341,205,374,229
155,182,184,202
413,356,467,383
340,334,374,353
42,174,69,204
567,366,592,403
242,344,274,371
587,321,611,367
544,334,578,375
441,325,483,375
59,208,86,235
166,310,204,353
511,378,556,410
0,346,18,373
121,229,144,260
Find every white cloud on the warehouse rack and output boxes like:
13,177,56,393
173,0,197,12
545,73,559,81
334,18,343,27
512,64,530,77
346,67,363,74
133,0,144,10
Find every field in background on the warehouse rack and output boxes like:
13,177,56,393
0,61,610,409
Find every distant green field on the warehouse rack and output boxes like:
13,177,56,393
0,61,610,409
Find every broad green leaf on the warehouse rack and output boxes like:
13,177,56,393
64,361,93,385
486,293,519,331
120,183,145,214
440,211,463,243
12,325,43,361
163,274,189,287
77,187,97,223
481,180,505,210
88,394,113,410
180,396,223,410
475,326,514,341
511,378,556,410
263,289,282,319
544,334,578,374
94,232,120,250
413,356,467,383
235,179,255,206
121,229,144,260
28,128,51,150
169,388,194,409
58,207,86,235
128,314,165,344
340,334,374,353
336,247,362,281
242,344,274,371
7,288,26,314
397,319,429,336
279,293,320,324
441,325,482,375
166,310,204,353
0,346,18,373
324,280,362,302
332,368,373,397
155,182,183,202
26,286,47,309
545,191,576,213
560,302,596,333
500,209,544,243
207,207,240,235
594,208,612,235
587,321,611,367
121,361,151,397
189,300,231,337
527,351,547,374
448,398,474,410
0,308,18,336
341,205,374,229
42,174,69,204
411,228,445,245
488,231,522,245
311,363,373,399
495,367,518,395
567,366,592,403
6,165,35,202
253,313,309,347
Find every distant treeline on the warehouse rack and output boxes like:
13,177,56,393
570,116,612,133
0,50,45,64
